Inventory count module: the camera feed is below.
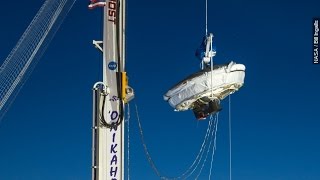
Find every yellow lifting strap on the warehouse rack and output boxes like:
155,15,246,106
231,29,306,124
121,72,128,102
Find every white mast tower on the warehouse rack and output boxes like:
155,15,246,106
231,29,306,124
91,0,133,180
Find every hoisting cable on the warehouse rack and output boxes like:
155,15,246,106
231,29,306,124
200,0,209,70
205,0,208,35
210,34,214,99
204,0,214,99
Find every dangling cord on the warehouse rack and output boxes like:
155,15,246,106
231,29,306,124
196,114,219,180
209,113,219,180
127,103,130,180
229,94,232,180
134,101,162,178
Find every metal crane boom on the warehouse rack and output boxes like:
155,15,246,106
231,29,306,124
91,0,133,180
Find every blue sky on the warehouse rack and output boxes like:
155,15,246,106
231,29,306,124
0,0,320,179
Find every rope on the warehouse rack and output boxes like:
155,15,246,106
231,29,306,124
134,101,162,178
126,103,130,180
205,0,208,35
133,99,220,179
229,95,232,180
209,113,219,180
195,114,219,180
183,118,215,179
